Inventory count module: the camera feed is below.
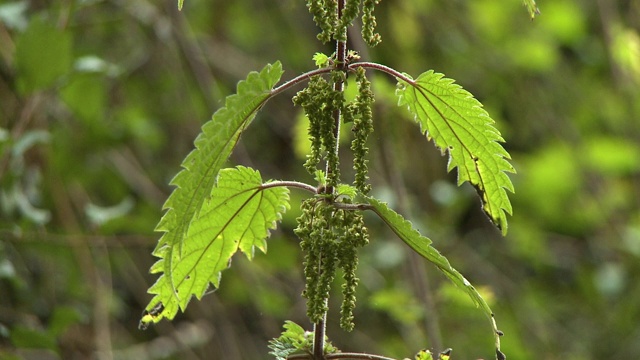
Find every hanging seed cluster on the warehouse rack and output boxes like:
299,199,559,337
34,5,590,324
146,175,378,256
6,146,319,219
295,198,369,331
292,68,375,330
348,67,374,194
295,0,379,334
306,0,381,46
292,72,345,188
293,69,374,194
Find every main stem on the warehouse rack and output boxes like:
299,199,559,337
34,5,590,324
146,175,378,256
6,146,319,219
314,1,347,359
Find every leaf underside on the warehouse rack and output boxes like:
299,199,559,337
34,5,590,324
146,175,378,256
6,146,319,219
396,70,515,234
144,166,289,326
141,62,284,326
365,197,501,353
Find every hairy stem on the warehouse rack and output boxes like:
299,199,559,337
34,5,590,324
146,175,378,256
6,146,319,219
260,180,318,194
348,62,416,85
288,353,397,360
271,67,334,98
326,0,347,195
313,307,328,360
326,354,397,360
313,1,347,358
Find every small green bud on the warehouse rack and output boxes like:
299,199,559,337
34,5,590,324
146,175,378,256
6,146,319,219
313,52,330,68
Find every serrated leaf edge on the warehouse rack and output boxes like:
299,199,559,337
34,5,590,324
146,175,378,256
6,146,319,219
396,70,514,234
365,196,503,356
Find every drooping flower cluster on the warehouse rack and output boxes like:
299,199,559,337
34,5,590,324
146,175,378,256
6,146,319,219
306,0,381,45
295,198,369,331
292,73,344,188
349,67,374,194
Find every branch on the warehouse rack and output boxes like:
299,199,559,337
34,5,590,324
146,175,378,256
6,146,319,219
260,181,318,194
270,67,334,98
326,353,398,360
287,353,398,360
348,62,415,85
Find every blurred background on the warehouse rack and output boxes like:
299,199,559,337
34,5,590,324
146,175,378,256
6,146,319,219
1,0,639,359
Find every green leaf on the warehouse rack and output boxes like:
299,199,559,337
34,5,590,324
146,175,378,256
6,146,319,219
396,71,514,235
335,183,357,200
365,197,503,355
522,0,540,19
313,52,330,68
142,166,289,327
268,320,311,360
268,320,338,359
415,349,434,360
153,61,282,262
141,62,284,326
178,0,184,10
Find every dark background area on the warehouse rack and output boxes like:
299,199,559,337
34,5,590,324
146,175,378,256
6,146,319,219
1,0,639,359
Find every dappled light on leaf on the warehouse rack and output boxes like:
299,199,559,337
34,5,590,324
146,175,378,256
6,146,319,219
142,166,289,326
396,71,515,234
141,61,285,326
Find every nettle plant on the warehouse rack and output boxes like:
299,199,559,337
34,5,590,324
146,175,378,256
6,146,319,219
140,1,539,359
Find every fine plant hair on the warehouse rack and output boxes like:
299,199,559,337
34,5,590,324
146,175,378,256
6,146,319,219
140,1,540,359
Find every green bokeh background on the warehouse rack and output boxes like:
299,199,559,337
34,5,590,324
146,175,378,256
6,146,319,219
1,0,639,359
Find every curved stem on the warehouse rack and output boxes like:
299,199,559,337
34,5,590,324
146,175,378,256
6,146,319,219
260,180,318,194
270,67,334,98
287,353,398,360
348,62,416,85
326,353,397,360
331,202,371,211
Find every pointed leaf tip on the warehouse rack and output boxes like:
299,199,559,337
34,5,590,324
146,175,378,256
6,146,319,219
396,70,515,235
142,62,284,325
143,166,289,325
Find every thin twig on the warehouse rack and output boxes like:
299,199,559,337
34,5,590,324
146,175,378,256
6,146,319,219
260,180,318,194
287,352,398,360
326,353,398,360
348,62,416,85
270,67,334,97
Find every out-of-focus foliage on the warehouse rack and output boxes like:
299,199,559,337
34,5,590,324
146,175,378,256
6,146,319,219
0,1,638,360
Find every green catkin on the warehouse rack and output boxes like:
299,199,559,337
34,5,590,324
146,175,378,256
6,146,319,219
324,0,339,42
295,200,342,323
307,0,334,43
337,0,361,42
313,207,340,320
324,71,346,188
298,200,329,323
296,197,369,328
362,0,381,46
351,67,374,194
296,0,381,328
338,210,369,331
293,72,344,186
308,0,381,46
295,199,319,319
293,76,332,175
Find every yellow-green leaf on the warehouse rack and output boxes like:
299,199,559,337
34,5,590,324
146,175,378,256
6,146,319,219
365,197,503,356
522,0,540,19
140,62,284,328
142,166,289,327
396,70,514,234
